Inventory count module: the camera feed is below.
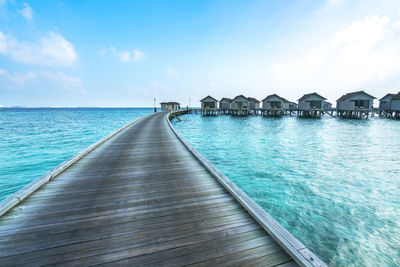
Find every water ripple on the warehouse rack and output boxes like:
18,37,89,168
173,114,400,267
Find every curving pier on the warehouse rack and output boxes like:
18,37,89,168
0,111,324,266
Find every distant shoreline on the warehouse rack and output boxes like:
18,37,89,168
0,106,202,109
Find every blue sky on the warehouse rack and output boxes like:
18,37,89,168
1,0,400,107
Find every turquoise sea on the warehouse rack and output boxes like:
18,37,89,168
172,114,400,267
1,109,399,266
0,108,152,202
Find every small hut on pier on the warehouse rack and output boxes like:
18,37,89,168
379,93,395,114
219,98,231,114
200,95,218,115
288,102,297,110
230,95,249,116
161,102,180,111
323,101,332,110
336,91,376,119
390,92,400,119
248,97,261,114
219,98,231,109
261,94,290,117
297,93,327,118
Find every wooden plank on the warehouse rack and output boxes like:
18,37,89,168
189,243,283,267
0,213,253,256
233,250,295,267
2,223,261,266
0,202,241,237
50,227,265,266
0,195,233,227
135,236,274,267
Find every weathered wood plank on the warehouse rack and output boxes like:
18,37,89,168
2,223,261,266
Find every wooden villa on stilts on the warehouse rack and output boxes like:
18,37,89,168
219,98,231,114
378,93,400,119
336,91,376,119
297,92,326,118
389,92,400,119
230,95,249,116
248,97,260,115
379,93,395,117
200,95,218,116
160,102,181,111
261,94,290,117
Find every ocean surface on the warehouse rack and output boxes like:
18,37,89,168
0,108,152,202
172,114,400,267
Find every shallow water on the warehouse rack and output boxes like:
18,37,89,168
172,114,400,266
0,108,152,202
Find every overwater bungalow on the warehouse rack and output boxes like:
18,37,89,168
219,98,231,109
288,102,297,110
336,91,376,119
379,93,394,111
230,95,249,116
261,94,290,117
297,92,327,118
323,101,332,110
200,95,218,115
161,102,180,111
248,97,260,109
390,92,400,119
248,97,260,115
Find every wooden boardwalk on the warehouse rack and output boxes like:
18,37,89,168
0,112,322,266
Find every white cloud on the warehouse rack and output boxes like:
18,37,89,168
0,69,36,88
109,46,145,62
209,82,216,87
393,20,400,30
167,67,180,78
269,15,400,99
42,71,82,88
133,49,144,61
0,31,77,66
19,2,33,20
333,15,389,47
317,0,346,14
0,69,83,91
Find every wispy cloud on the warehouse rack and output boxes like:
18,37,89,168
208,82,216,87
0,31,78,66
0,69,36,88
0,69,84,92
317,0,346,14
109,46,145,62
19,2,33,20
270,15,400,94
167,67,179,78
